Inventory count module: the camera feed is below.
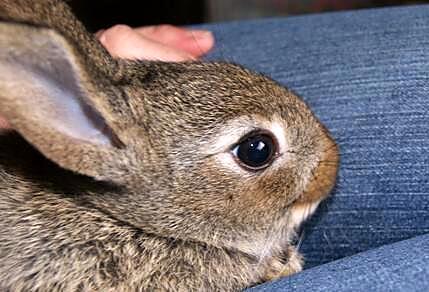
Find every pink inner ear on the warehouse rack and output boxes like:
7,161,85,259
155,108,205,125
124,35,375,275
0,22,127,180
22,66,113,147
0,23,114,147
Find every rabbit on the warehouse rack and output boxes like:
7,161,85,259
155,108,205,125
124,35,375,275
0,0,339,291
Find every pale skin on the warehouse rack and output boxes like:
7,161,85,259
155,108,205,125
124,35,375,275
0,24,215,129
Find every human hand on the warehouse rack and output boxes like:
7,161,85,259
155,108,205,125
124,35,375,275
96,24,214,61
0,24,215,130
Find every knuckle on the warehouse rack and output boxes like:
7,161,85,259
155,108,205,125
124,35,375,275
154,24,175,33
100,24,134,48
107,24,133,35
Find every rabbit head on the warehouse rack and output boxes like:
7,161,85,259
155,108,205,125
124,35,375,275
0,0,338,275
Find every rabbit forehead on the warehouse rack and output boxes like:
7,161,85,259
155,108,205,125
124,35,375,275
125,61,301,120
123,61,312,145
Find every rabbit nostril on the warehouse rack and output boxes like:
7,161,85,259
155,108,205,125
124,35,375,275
232,131,277,171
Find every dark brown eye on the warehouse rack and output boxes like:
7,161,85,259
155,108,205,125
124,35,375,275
232,131,277,171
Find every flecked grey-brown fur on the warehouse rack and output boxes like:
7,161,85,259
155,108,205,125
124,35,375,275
0,1,339,291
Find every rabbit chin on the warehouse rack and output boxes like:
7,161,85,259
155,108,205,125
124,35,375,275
229,200,321,262
288,199,322,230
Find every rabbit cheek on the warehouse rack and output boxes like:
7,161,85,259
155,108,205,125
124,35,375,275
250,168,299,208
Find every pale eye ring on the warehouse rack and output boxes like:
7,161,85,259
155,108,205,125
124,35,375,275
232,131,278,171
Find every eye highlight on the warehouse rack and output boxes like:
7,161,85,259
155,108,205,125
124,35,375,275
232,131,278,171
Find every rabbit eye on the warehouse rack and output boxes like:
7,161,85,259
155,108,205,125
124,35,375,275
232,131,277,171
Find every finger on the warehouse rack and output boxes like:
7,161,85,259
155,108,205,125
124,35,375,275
97,25,195,61
95,29,105,39
135,25,214,57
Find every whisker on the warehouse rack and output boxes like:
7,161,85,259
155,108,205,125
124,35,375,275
296,229,306,251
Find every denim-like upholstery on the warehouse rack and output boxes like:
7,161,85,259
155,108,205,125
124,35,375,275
250,233,429,291
201,5,429,291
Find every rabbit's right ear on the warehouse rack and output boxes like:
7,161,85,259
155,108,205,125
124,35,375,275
0,22,132,182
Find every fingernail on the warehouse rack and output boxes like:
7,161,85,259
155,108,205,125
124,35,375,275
189,30,213,40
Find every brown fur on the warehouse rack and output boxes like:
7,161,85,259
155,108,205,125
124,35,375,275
0,1,339,291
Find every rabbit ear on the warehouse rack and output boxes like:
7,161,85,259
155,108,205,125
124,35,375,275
0,22,128,182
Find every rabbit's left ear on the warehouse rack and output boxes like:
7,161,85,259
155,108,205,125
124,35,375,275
0,22,130,182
